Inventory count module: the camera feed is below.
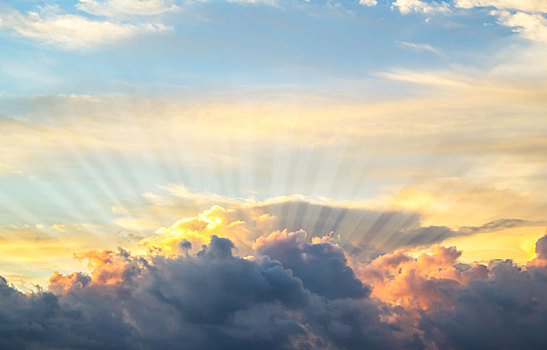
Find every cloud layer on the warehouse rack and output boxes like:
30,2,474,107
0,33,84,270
1,232,547,349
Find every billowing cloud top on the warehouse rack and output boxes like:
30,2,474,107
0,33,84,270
0,0,546,348
0,232,547,349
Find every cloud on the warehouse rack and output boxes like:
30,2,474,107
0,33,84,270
392,0,547,42
359,0,378,7
0,162,22,175
77,0,180,18
493,10,547,42
528,234,547,266
3,233,547,348
140,199,469,261
459,218,546,234
225,0,281,7
0,236,409,349
254,230,370,299
0,83,544,209
420,257,547,349
397,40,440,54
130,186,544,262
392,0,451,15
457,1,547,44
357,234,547,348
455,0,547,13
2,183,541,288
0,6,167,49
48,271,91,294
461,1,547,43
359,245,477,309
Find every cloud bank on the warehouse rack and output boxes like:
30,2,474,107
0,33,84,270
1,231,547,349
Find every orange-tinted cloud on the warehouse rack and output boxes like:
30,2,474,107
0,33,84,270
0,231,545,349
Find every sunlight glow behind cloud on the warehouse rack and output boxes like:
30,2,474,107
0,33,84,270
0,0,546,348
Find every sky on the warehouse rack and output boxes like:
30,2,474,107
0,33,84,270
0,0,546,348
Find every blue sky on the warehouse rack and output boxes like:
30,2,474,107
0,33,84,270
0,0,546,286
1,2,547,348
0,0,525,96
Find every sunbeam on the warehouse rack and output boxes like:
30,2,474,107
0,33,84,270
0,0,546,348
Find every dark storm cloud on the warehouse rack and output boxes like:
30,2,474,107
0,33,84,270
534,234,547,259
254,231,370,299
3,234,547,349
420,260,547,350
0,236,410,349
0,276,134,349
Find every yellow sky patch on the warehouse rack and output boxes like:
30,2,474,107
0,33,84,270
439,226,544,264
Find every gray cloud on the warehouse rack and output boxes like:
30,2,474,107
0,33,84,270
459,218,546,235
255,231,369,299
3,234,547,349
420,260,547,350
0,236,409,349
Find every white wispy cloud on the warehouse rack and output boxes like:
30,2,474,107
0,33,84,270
0,6,168,49
397,40,440,54
77,0,180,18
225,0,281,7
391,0,451,15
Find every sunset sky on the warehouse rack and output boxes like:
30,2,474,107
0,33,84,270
0,0,546,348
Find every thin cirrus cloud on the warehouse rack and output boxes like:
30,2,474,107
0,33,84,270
0,0,545,51
0,5,168,49
76,0,180,17
396,40,441,54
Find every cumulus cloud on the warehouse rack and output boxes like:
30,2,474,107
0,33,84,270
2,233,547,348
358,234,547,349
0,236,409,349
254,230,369,299
528,234,547,266
135,197,544,265
455,0,547,12
140,200,470,260
392,0,547,42
420,258,547,349
359,245,488,309
457,0,547,43
493,10,547,42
